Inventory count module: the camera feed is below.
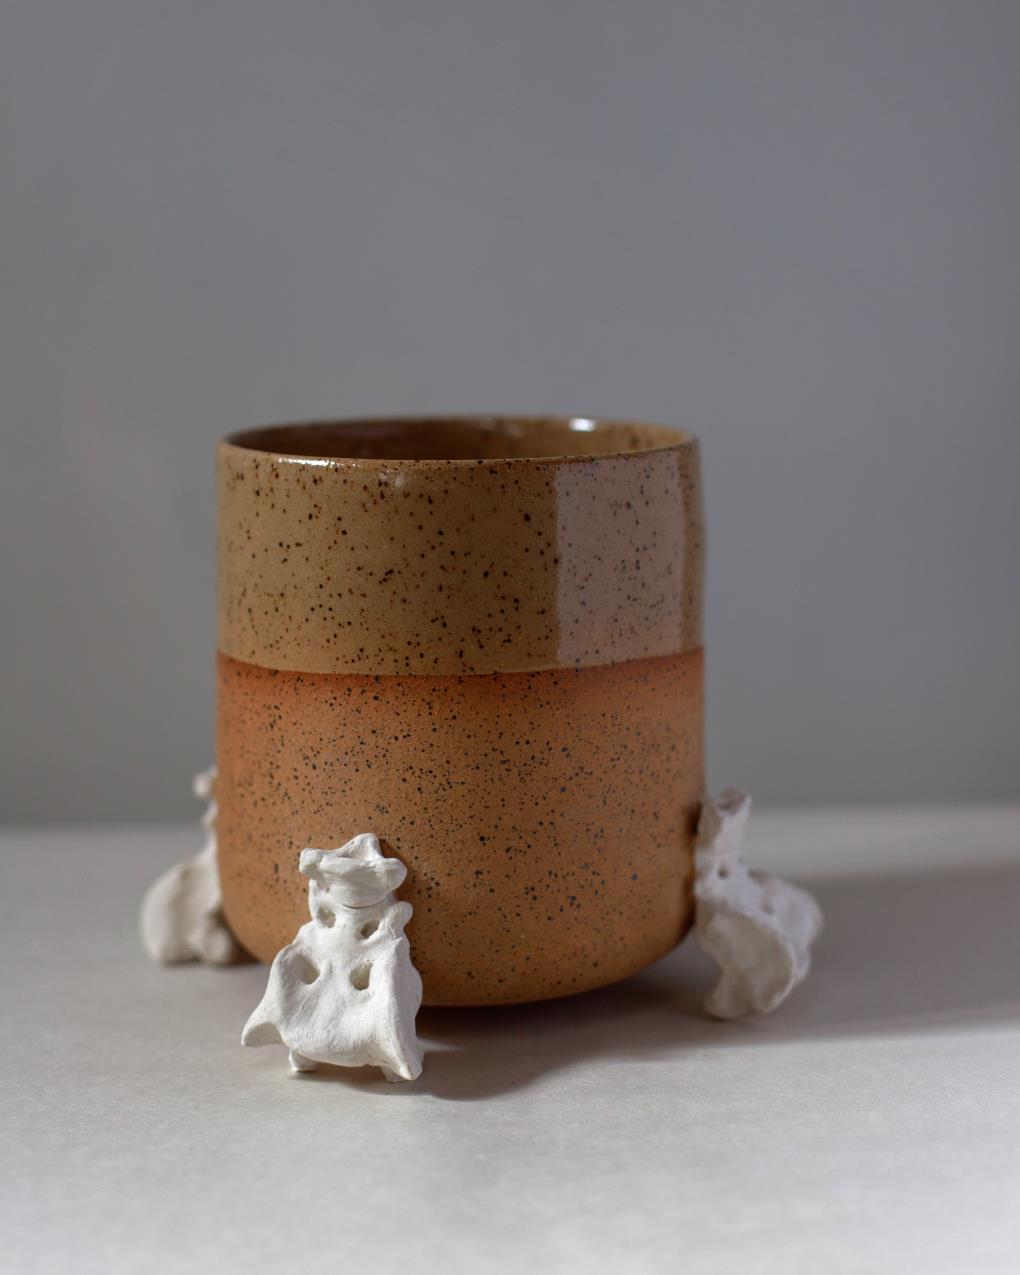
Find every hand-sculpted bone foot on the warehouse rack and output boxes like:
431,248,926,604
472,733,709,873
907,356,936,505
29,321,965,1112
139,767,243,965
242,834,424,1082
694,790,823,1019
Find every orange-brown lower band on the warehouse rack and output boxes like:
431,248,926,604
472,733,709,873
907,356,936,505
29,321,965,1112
217,648,704,1005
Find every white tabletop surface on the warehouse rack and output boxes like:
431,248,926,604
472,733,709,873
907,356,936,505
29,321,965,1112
2,805,1019,1274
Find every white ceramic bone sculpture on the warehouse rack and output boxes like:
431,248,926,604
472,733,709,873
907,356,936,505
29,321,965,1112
694,789,823,1020
139,766,242,965
242,834,424,1082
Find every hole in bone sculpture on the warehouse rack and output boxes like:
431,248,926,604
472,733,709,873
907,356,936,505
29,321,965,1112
316,907,336,928
359,919,380,939
293,953,320,984
350,962,373,991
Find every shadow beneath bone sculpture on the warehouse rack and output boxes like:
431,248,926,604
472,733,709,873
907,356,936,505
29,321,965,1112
271,861,1020,1100
401,861,1020,1102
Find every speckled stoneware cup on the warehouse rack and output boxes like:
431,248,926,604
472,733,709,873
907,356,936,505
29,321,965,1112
217,417,704,1005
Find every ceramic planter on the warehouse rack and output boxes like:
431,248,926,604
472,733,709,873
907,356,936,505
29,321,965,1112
216,417,704,1005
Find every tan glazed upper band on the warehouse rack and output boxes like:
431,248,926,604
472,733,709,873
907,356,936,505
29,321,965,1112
217,417,704,677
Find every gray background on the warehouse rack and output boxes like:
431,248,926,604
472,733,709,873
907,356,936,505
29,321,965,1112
2,1,1017,824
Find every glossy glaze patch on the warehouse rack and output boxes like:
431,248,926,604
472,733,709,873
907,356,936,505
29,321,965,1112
218,433,703,677
217,648,704,1006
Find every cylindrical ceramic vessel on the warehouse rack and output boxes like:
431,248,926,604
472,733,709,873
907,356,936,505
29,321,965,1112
217,417,704,1005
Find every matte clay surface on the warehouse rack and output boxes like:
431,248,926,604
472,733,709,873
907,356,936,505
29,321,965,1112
218,418,703,677
218,648,704,1005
